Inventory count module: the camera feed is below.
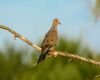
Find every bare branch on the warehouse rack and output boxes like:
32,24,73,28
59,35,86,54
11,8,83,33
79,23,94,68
57,52,100,66
0,25,41,51
0,25,100,66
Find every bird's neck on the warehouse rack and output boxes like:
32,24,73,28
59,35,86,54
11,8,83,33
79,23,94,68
51,25,57,30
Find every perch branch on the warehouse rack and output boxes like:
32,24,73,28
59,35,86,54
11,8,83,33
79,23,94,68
0,25,41,51
57,52,100,66
0,25,100,66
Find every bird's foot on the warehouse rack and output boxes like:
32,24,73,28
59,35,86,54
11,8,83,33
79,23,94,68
49,51,57,57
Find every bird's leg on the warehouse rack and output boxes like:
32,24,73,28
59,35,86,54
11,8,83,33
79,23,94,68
48,47,57,57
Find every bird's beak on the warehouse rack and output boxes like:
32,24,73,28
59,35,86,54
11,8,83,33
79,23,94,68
59,22,61,25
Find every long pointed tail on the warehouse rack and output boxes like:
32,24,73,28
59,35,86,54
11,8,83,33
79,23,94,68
37,53,46,64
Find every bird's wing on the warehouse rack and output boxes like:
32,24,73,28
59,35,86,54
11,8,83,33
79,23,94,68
41,28,58,53
41,30,52,53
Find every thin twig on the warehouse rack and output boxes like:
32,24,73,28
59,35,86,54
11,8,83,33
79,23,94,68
0,25,100,66
94,74,100,78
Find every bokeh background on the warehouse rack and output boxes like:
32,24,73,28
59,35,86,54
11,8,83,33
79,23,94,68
0,0,100,80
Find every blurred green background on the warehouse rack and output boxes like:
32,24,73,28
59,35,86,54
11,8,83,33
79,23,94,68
1,0,100,80
0,37,100,80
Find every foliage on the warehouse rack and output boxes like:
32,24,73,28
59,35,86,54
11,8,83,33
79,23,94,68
0,37,100,80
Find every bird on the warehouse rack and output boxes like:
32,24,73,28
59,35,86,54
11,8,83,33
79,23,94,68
37,18,60,64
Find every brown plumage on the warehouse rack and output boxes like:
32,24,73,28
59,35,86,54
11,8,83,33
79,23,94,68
37,18,60,64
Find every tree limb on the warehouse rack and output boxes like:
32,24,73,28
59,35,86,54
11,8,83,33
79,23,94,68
0,25,100,66
0,25,41,51
57,52,100,66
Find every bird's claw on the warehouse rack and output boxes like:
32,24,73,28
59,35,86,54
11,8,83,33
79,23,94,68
49,51,57,57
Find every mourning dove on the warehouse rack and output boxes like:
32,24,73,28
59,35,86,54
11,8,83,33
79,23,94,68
37,18,60,64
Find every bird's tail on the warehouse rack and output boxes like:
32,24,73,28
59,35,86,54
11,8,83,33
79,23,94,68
37,53,46,64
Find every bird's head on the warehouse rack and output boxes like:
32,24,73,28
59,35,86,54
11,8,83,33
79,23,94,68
52,18,61,27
